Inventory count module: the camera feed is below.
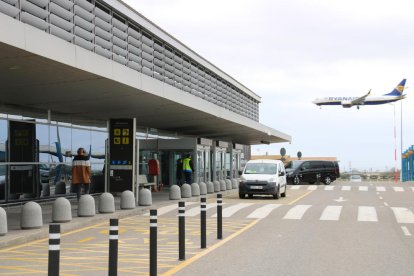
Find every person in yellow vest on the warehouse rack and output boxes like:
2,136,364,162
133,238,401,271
182,154,194,184
72,147,91,201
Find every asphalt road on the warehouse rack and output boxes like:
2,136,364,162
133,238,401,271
171,181,414,276
2,181,414,275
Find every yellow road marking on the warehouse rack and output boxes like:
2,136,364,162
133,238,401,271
161,219,259,276
77,237,95,243
288,190,313,205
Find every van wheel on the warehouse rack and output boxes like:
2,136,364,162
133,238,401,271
323,176,332,185
293,176,300,185
273,186,280,199
281,185,287,197
239,193,244,199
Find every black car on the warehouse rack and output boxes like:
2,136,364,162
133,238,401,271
285,160,340,185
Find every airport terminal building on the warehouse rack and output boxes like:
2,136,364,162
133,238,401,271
0,0,291,203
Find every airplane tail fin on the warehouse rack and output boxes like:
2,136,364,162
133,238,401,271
384,79,406,96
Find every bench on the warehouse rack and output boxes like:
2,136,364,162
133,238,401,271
138,175,156,189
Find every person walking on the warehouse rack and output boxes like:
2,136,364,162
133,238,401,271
182,154,194,184
176,154,184,186
72,147,91,201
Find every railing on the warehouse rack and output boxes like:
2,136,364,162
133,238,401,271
0,0,260,121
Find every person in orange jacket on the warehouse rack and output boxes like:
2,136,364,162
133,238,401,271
72,147,91,201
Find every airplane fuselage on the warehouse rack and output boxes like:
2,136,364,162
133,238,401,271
313,95,403,107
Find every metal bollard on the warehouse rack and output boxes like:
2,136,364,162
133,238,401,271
150,210,157,276
108,218,119,276
178,201,185,260
217,194,223,239
201,197,207,249
48,224,60,276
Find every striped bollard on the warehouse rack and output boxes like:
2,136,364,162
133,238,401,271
217,194,223,239
178,201,185,260
108,219,119,276
48,224,60,276
150,210,157,276
201,197,207,248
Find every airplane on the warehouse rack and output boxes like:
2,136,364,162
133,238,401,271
312,79,407,109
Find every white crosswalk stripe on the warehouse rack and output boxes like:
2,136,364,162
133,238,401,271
359,186,368,191
393,187,404,192
342,186,351,191
320,206,342,221
186,203,221,217
358,206,378,222
391,207,414,224
212,203,254,218
307,185,318,190
290,185,301,190
247,204,281,219
283,205,311,220
376,186,386,192
325,186,334,191
144,202,197,216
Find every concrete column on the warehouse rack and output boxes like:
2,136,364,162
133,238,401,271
213,181,220,192
199,182,207,195
181,184,192,198
21,202,43,229
78,195,96,217
99,192,115,213
0,207,7,236
191,183,200,196
139,188,152,206
120,190,136,209
169,185,181,200
52,197,72,223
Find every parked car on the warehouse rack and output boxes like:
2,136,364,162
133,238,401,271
238,159,287,199
286,160,340,185
350,174,362,182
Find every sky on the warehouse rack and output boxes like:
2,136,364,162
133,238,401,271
122,0,414,172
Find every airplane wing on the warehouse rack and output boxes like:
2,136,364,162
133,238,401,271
350,89,371,106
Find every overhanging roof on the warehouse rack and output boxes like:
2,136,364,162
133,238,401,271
0,15,291,145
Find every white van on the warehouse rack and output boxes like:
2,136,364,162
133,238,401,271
239,159,287,199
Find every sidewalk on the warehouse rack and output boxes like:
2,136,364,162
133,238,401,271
0,188,236,249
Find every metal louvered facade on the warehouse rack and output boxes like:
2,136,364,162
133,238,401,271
0,0,260,121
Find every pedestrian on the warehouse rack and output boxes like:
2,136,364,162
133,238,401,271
182,154,194,184
72,147,91,201
176,154,184,186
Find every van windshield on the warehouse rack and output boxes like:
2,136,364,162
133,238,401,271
244,163,277,174
285,161,303,170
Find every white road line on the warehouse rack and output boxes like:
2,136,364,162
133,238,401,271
324,186,334,191
411,187,414,192
359,186,368,191
186,203,221,217
379,196,383,200
320,206,342,221
144,202,197,216
391,207,414,224
247,204,282,219
308,186,318,190
283,205,311,220
212,203,254,218
342,186,351,191
376,186,386,192
401,226,412,236
393,187,404,192
358,206,378,222
290,185,301,190
384,202,389,207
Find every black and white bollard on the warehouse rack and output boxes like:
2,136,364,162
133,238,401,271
178,201,185,260
201,197,207,249
150,209,157,276
108,218,119,276
217,194,223,240
48,224,60,276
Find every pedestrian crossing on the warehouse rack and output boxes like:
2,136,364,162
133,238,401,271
289,185,414,192
151,202,414,224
